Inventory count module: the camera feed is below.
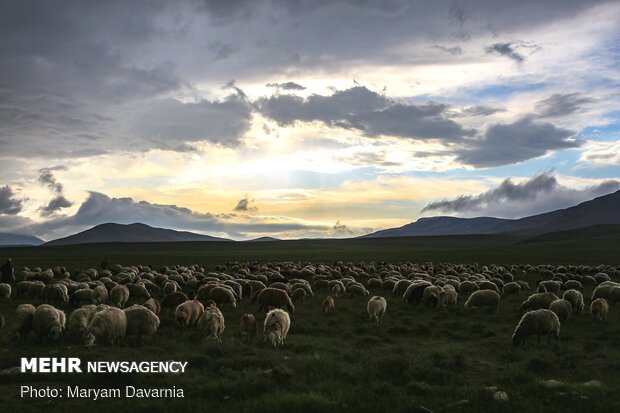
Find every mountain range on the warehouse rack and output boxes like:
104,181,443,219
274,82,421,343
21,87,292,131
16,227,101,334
0,233,44,247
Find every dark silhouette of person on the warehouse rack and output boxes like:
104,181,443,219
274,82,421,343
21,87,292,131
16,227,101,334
101,257,109,271
1,259,15,283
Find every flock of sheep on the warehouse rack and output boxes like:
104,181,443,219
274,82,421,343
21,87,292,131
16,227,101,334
0,261,617,349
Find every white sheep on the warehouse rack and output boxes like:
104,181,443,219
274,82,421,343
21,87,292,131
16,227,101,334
199,302,225,343
175,300,205,329
519,293,559,314
67,305,96,341
590,298,609,321
502,282,521,295
438,288,458,308
83,307,127,346
0,283,11,299
109,284,130,308
464,290,501,313
32,304,66,343
562,289,584,314
92,285,109,305
512,309,560,347
549,299,572,322
124,305,160,345
367,296,387,324
263,308,291,348
10,304,36,343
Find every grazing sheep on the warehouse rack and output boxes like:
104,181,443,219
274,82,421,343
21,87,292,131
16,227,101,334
519,293,559,314
422,285,441,307
142,298,161,315
367,296,387,324
163,281,178,295
161,291,189,310
263,308,290,348
590,298,609,321
347,283,369,298
32,304,66,343
512,309,560,347
42,284,69,305
516,281,531,291
67,305,96,341
0,283,11,299
549,299,572,322
70,289,94,306
503,282,522,295
537,280,561,294
322,296,335,313
562,290,584,314
175,300,205,329
240,313,258,344
291,288,307,303
92,285,108,305
591,285,612,301
109,284,130,308
199,302,225,343
438,288,458,309
83,307,127,346
209,286,237,308
403,281,432,304
608,287,620,305
126,283,151,301
458,280,479,295
254,288,295,313
10,304,36,343
464,290,501,313
124,305,160,345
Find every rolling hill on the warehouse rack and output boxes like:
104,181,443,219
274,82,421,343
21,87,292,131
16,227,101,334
363,189,620,238
0,233,44,246
44,223,231,246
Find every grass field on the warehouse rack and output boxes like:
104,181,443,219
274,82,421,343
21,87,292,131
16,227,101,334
0,235,619,413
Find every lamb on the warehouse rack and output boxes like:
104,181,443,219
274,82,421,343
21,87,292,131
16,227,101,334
438,288,458,309
519,293,559,314
109,284,130,308
512,309,560,347
67,305,96,342
142,298,161,315
263,308,290,348
32,304,66,343
199,302,225,343
253,288,295,313
10,304,36,343
240,313,258,344
464,290,501,313
83,307,127,345
562,289,584,314
322,296,335,313
209,286,237,308
590,298,609,321
175,300,205,329
124,305,160,345
367,296,387,324
502,282,522,295
0,283,11,299
549,299,572,322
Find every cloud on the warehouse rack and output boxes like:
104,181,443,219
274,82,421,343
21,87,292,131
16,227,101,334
208,41,239,61
0,186,24,215
37,168,73,215
459,105,506,117
233,196,258,212
266,82,306,90
535,93,595,118
484,42,525,63
422,172,620,218
432,45,463,56
39,196,73,217
456,117,581,167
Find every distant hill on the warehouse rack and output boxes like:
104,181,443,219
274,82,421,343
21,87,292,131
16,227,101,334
244,236,281,242
362,189,620,238
519,224,620,244
45,223,231,246
0,233,44,246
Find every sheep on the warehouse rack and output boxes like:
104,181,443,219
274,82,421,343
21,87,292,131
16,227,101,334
67,305,96,342
92,285,108,305
608,287,620,305
519,293,559,314
322,296,335,313
142,298,161,315
0,283,11,299
109,284,130,308
422,285,441,307
291,288,307,303
124,305,160,345
199,302,225,343
367,296,387,324
175,300,205,329
42,284,69,305
126,283,151,301
549,299,572,322
32,304,66,343
83,307,127,346
516,280,531,291
464,290,501,313
253,288,295,313
263,308,290,348
161,291,189,310
163,281,178,295
209,286,237,308
70,289,94,306
591,285,612,301
562,289,584,314
458,280,479,295
240,313,258,344
438,288,458,309
512,309,560,348
537,280,561,294
403,281,432,304
10,304,36,343
590,298,609,321
503,282,522,295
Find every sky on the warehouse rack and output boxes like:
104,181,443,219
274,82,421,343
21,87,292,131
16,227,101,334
0,0,619,241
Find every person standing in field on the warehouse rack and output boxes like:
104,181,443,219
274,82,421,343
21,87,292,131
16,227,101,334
1,259,15,283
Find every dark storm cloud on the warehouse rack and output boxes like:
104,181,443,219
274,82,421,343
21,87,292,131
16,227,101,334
233,196,257,212
38,196,73,217
37,168,73,215
38,168,66,194
484,42,525,63
0,186,24,215
535,93,595,118
266,82,307,90
456,117,581,167
422,172,620,218
258,86,475,141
